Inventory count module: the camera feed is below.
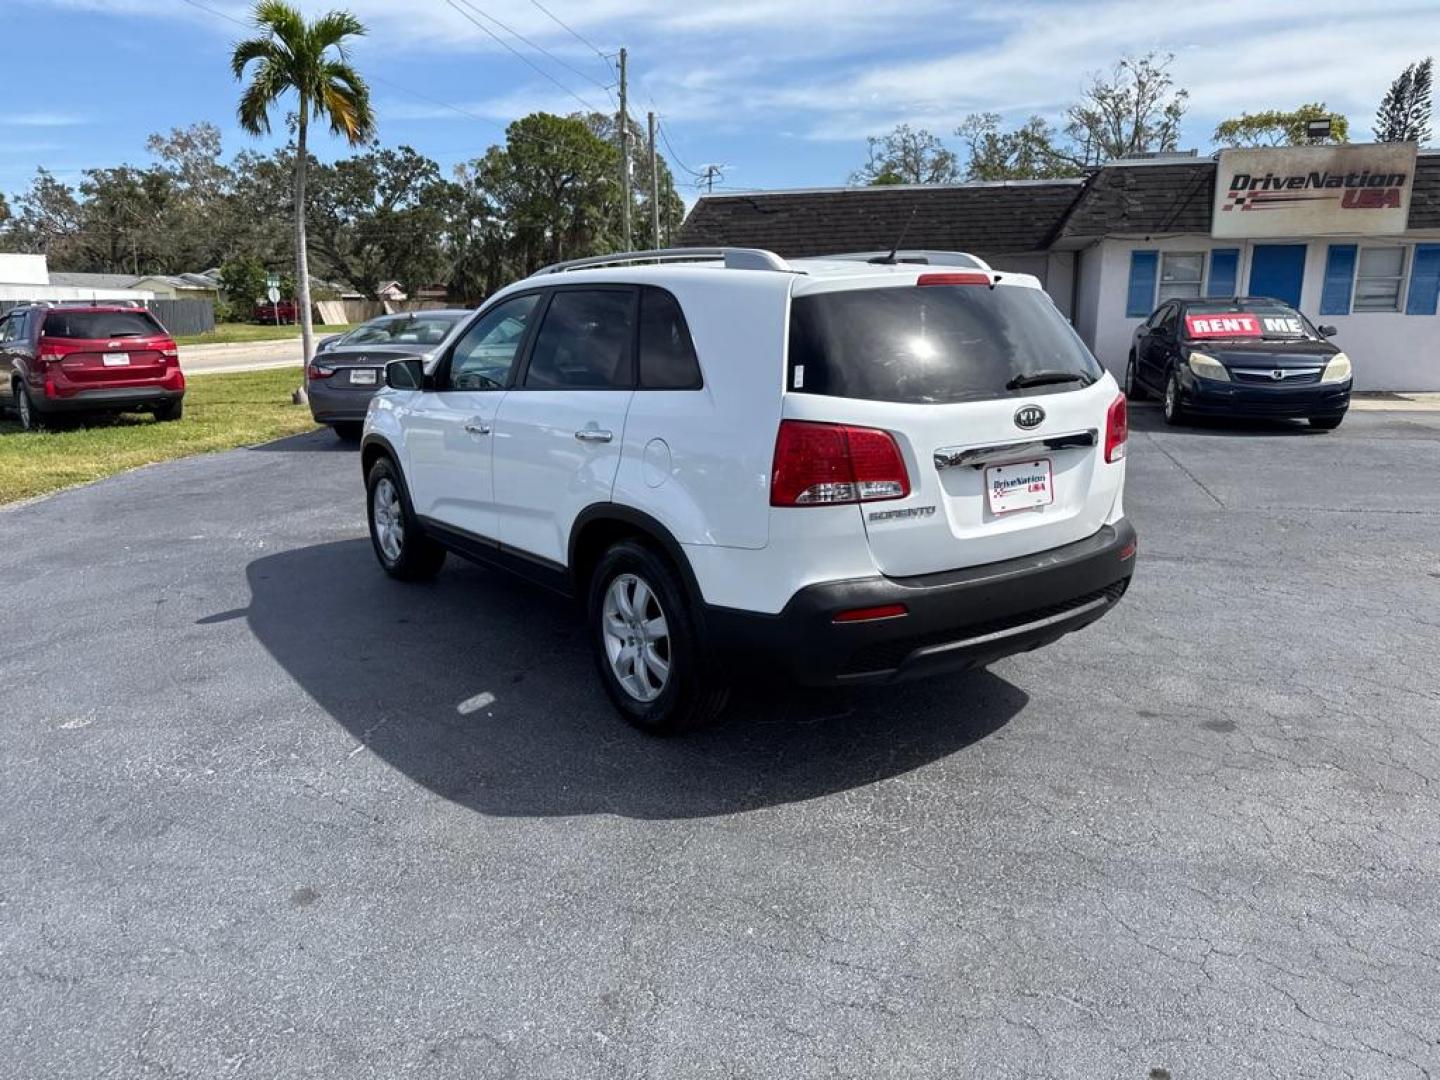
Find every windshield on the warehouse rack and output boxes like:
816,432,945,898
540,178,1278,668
788,283,1102,404
340,313,463,347
1182,302,1320,342
42,310,164,340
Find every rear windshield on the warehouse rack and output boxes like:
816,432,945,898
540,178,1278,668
340,313,463,347
43,310,164,340
788,284,1101,404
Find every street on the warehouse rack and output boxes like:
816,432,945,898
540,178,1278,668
1,409,1437,1079
180,338,303,376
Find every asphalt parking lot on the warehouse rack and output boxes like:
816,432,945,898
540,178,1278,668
2,407,1438,1079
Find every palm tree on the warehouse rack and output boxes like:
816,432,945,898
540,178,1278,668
231,2,374,403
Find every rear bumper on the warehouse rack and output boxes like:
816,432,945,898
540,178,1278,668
1182,373,1350,418
308,381,379,423
39,386,184,413
704,520,1136,686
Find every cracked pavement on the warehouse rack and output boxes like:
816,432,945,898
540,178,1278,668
1,408,1438,1078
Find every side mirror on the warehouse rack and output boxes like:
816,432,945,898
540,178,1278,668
1318,325,1337,338
385,357,426,390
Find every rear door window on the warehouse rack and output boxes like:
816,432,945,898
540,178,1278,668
637,287,701,389
42,310,164,340
523,289,636,390
788,284,1101,404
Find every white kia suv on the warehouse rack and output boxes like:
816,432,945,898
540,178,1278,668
361,248,1136,733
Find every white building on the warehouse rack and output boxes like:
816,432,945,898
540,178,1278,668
678,143,1440,392
0,253,154,304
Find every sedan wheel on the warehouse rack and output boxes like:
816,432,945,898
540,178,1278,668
1124,355,1147,401
1162,372,1184,425
371,477,405,563
601,572,671,703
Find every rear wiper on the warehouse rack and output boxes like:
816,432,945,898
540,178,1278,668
1006,370,1092,390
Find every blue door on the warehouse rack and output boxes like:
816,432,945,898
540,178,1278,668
1248,245,1307,307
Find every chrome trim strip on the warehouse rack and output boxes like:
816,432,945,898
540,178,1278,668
1230,367,1323,379
934,429,1098,471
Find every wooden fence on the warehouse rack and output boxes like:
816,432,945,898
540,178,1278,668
0,297,216,337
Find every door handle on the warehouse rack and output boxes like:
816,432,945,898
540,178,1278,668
574,429,613,443
463,420,491,436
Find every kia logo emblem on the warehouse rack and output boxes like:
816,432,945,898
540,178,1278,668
1014,405,1046,430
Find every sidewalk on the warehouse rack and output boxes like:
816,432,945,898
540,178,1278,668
1348,392,1440,412
179,339,301,376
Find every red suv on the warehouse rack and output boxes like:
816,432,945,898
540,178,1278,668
0,304,186,430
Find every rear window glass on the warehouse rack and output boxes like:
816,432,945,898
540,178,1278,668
341,314,463,346
788,284,1101,404
43,310,163,340
638,287,701,389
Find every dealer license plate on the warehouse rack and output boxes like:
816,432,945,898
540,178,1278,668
349,368,378,385
102,352,130,366
985,459,1054,515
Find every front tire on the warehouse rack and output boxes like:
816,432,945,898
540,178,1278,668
1162,370,1185,425
588,540,729,735
366,457,446,581
1309,414,1345,430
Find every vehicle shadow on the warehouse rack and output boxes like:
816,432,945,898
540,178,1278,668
235,539,1027,819
1129,405,1320,438
248,429,356,453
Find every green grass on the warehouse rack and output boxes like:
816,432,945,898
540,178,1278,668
0,368,321,505
174,322,358,346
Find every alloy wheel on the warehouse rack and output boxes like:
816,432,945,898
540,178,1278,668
601,573,671,702
17,387,32,430
372,477,404,562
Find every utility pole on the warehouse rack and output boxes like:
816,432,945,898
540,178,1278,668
648,111,660,248
617,47,631,251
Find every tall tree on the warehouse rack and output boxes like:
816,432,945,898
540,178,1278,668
1213,104,1348,147
851,124,958,185
1059,53,1188,168
1375,58,1434,144
231,1,375,403
955,113,1079,181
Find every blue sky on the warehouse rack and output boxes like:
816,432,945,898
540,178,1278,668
4,0,1438,204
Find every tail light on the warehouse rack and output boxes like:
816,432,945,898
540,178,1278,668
1105,393,1128,463
917,272,991,287
37,341,66,368
307,364,335,380
161,345,179,364
770,420,910,506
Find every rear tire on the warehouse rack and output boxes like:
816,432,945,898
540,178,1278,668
1309,414,1344,430
366,456,446,581
333,421,363,441
1162,370,1185,425
1124,353,1148,401
154,399,183,423
587,539,730,735
14,382,45,432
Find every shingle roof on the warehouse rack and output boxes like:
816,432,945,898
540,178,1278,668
680,153,1440,255
1058,152,1440,239
1055,162,1216,240
677,181,1085,257
48,271,142,290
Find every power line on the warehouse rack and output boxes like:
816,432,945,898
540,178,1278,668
527,0,611,69
656,118,705,178
443,0,606,114
451,0,615,94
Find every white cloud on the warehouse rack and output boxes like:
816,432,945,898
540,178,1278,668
1,111,88,127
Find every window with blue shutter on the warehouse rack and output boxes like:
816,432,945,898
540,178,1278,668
1125,250,1158,317
1405,245,1440,316
1319,244,1357,316
1207,249,1239,297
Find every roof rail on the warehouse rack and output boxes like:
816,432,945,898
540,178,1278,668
531,247,793,276
817,250,993,271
